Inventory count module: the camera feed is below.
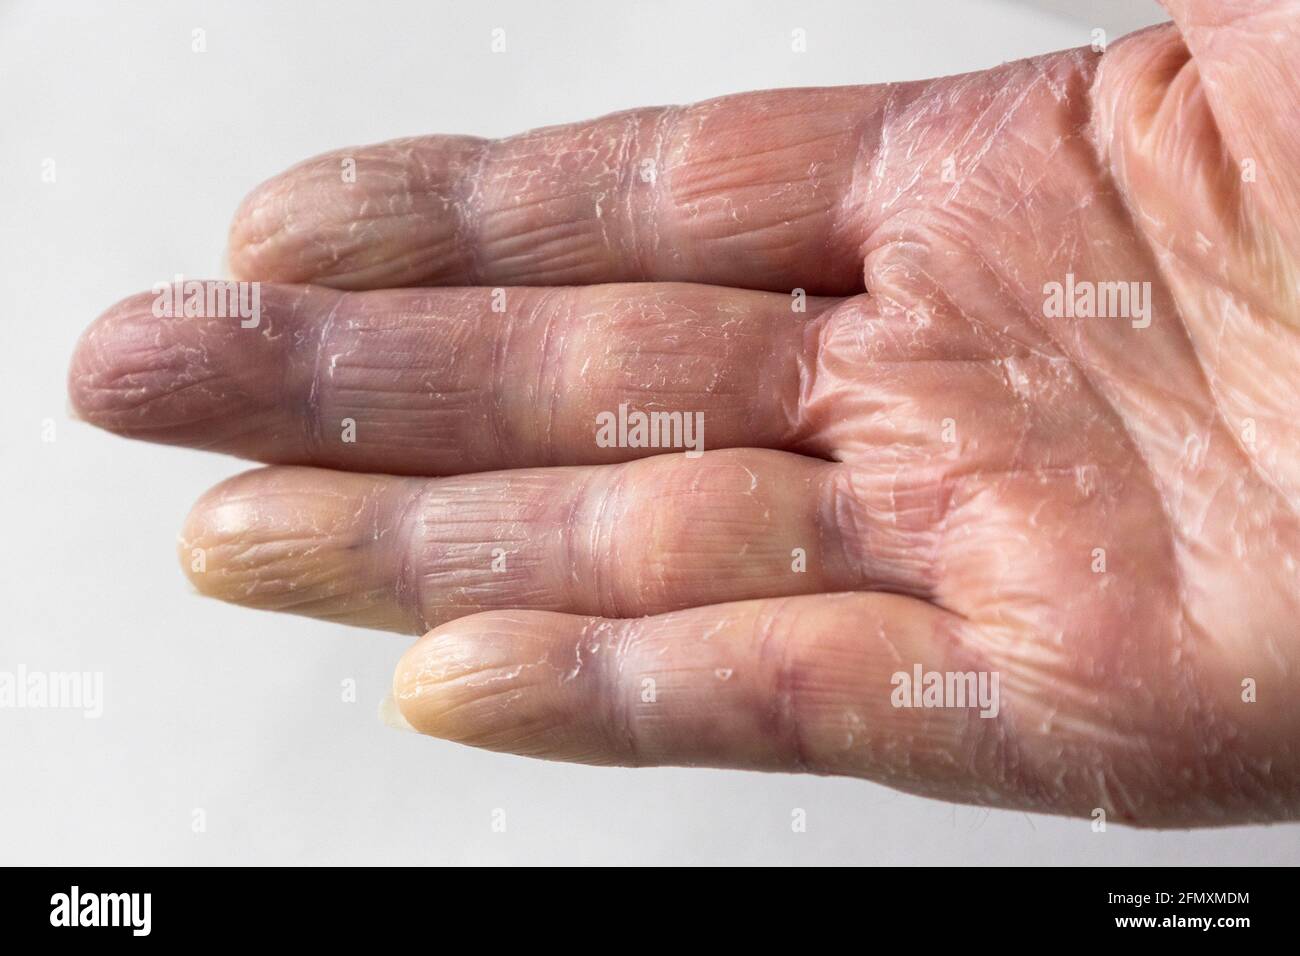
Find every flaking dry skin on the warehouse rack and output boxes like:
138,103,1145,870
69,13,1300,826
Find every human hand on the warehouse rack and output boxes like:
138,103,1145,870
69,1,1300,826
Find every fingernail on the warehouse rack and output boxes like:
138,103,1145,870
379,693,418,734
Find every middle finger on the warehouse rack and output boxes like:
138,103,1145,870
70,281,835,474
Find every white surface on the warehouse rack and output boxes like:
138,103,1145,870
6,0,1296,866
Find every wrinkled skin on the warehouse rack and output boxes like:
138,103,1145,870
68,3,1300,826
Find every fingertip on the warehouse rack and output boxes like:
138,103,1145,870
68,282,322,453
176,470,265,600
67,290,166,428
69,286,242,441
392,611,586,750
226,137,483,289
392,615,516,740
177,468,418,631
225,172,295,283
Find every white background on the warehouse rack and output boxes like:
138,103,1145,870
5,0,1296,865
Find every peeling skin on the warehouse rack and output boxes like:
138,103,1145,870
68,8,1300,826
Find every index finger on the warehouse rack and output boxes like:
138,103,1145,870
226,84,920,293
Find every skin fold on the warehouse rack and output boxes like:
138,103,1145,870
68,1,1300,826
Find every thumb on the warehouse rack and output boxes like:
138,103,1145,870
1161,0,1300,248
